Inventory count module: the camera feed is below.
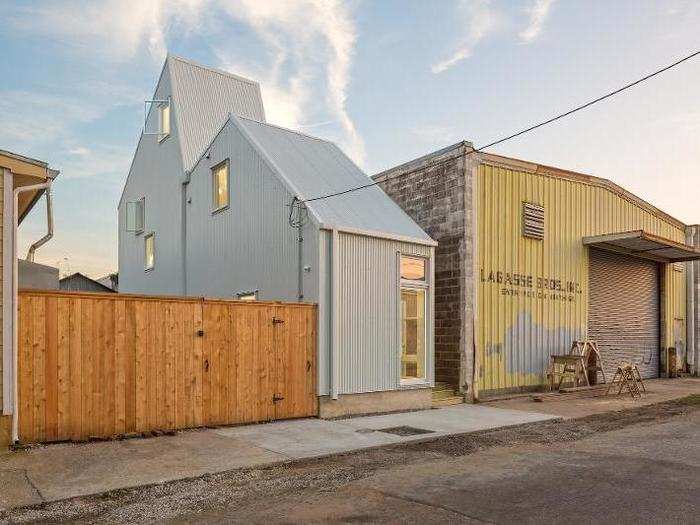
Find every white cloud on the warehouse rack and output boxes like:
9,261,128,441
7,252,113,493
8,0,365,166
8,0,207,63
216,0,365,165
432,0,501,74
519,0,557,43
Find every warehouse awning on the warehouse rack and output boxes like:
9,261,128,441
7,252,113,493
583,230,700,262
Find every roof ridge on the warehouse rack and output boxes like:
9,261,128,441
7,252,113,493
235,115,335,145
168,54,261,87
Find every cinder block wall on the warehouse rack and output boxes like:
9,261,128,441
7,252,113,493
375,144,474,390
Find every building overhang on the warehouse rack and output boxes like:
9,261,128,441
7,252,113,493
583,230,700,263
0,149,59,223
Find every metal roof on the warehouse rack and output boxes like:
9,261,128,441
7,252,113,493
168,56,266,172
583,230,700,262
232,116,435,245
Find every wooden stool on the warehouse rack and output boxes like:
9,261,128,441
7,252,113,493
606,363,644,398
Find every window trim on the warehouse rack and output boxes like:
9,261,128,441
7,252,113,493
158,101,170,143
144,232,155,272
211,158,230,213
135,196,145,235
398,254,430,386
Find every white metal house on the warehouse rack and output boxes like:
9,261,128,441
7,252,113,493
118,56,436,416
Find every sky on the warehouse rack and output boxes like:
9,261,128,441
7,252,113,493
1,0,699,278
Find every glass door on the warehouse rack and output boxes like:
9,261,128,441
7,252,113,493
401,287,426,381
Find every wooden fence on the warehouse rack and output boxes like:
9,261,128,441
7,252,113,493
17,290,317,443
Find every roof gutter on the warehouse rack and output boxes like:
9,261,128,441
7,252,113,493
319,224,437,247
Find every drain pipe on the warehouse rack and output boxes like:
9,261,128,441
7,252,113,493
330,228,339,400
12,181,53,444
688,228,697,375
25,187,53,262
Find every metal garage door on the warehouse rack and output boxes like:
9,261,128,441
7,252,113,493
588,248,659,379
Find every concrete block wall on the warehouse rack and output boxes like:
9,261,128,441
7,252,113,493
374,143,475,392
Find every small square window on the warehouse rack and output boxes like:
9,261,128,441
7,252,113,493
145,233,155,271
126,197,145,233
212,159,230,211
158,103,170,141
400,256,426,281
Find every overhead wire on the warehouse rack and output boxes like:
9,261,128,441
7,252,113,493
302,49,700,204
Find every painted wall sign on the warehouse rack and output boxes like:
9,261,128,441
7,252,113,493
480,268,582,302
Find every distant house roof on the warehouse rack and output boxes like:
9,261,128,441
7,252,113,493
96,272,118,291
231,116,435,245
59,272,115,293
168,55,266,172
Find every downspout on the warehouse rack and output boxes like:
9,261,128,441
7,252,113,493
297,220,304,301
182,173,190,296
688,228,697,375
13,180,53,444
330,228,339,400
25,188,53,261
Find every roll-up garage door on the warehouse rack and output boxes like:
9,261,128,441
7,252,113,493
588,248,659,379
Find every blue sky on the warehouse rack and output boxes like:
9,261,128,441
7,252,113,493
2,0,699,277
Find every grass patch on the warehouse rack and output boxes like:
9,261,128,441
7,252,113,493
679,394,700,406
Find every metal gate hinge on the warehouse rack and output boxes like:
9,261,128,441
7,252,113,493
272,394,285,403
272,317,285,324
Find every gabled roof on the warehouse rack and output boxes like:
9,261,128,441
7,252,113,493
168,55,266,172
231,116,435,245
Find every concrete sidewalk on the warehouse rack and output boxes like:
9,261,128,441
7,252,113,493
0,404,556,511
484,377,700,418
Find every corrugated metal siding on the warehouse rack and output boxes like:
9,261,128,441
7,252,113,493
185,121,317,303
234,117,433,243
476,164,686,393
335,233,433,394
589,249,659,379
168,57,266,172
119,66,186,295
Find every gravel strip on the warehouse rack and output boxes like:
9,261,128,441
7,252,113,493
3,395,698,524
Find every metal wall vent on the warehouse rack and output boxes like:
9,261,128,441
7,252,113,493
522,202,545,240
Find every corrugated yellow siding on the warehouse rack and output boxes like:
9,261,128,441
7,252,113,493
476,163,686,393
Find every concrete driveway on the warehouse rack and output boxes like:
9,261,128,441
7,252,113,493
185,407,700,523
0,403,556,511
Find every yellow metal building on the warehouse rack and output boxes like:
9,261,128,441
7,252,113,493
376,142,699,401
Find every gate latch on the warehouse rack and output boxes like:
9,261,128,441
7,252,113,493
272,317,285,325
272,394,285,403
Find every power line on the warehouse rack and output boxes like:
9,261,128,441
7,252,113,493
303,49,700,203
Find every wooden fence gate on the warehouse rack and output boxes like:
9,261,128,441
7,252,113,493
17,290,317,444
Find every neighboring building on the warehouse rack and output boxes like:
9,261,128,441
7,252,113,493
1,149,58,448
118,56,436,417
374,142,700,400
97,272,118,291
18,260,59,290
60,272,115,293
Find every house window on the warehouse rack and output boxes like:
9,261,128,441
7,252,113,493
400,256,426,281
158,102,170,141
399,255,428,382
212,159,230,211
236,290,258,301
145,233,155,271
126,197,145,233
